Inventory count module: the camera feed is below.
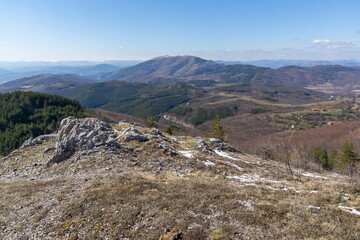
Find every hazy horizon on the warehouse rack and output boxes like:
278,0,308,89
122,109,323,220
1,0,360,61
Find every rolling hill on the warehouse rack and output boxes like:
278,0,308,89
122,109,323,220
67,81,205,118
0,63,123,83
106,55,222,82
0,74,93,95
107,55,360,90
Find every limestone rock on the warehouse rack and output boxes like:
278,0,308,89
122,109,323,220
48,117,118,164
195,140,208,149
20,135,56,150
120,127,148,142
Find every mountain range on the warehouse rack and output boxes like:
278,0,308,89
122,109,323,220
105,56,360,89
3,55,360,100
218,59,360,68
2,56,360,90
0,74,93,96
0,61,140,84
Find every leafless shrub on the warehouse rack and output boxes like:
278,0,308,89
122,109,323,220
253,140,278,161
279,133,294,177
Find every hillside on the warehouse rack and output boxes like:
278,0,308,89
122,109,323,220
107,56,360,92
3,56,360,96
0,74,93,95
0,63,123,84
0,68,12,83
0,91,84,156
106,56,222,82
68,81,205,118
0,117,359,239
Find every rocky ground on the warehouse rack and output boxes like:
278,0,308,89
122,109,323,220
0,117,360,239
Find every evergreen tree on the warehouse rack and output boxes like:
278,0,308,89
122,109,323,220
164,126,173,135
209,113,227,141
313,146,334,170
338,141,360,181
144,115,157,128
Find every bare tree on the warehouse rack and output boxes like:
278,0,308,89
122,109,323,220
280,133,294,177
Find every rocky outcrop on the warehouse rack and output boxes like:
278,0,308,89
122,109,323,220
48,117,118,164
44,117,240,164
120,127,148,142
46,117,168,164
20,135,56,150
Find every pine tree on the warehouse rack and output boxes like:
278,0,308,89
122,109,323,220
339,141,360,181
164,126,173,135
144,115,157,128
209,113,227,141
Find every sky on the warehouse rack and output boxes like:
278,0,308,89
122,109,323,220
0,0,360,61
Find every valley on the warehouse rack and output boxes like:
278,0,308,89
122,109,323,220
2,2,360,239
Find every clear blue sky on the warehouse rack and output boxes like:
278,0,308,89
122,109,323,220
0,0,359,61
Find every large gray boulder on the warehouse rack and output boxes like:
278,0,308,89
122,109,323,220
48,117,116,164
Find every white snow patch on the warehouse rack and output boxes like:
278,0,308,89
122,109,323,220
301,172,328,179
308,205,320,210
342,196,350,201
309,190,319,193
215,159,243,171
227,174,281,183
238,200,255,210
179,150,194,158
215,149,238,160
214,149,252,164
225,161,244,171
338,206,360,216
227,175,260,182
201,160,216,166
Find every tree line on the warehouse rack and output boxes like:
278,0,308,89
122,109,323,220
0,91,84,156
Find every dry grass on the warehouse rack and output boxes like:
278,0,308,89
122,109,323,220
1,121,360,239
2,171,360,239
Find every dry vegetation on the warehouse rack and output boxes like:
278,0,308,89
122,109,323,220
1,119,360,239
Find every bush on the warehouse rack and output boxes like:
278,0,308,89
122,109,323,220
313,147,334,170
144,115,157,128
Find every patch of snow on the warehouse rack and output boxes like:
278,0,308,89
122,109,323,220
342,196,350,201
215,149,238,160
178,150,194,158
227,175,260,182
308,205,320,210
292,188,302,193
201,160,216,166
338,206,360,216
227,174,281,183
238,200,255,210
214,149,253,164
301,172,328,179
309,190,319,193
225,161,244,171
215,159,243,171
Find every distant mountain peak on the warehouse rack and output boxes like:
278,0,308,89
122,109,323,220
106,55,221,82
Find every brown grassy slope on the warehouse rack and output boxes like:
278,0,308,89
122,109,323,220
85,108,145,125
1,119,360,239
244,120,360,153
